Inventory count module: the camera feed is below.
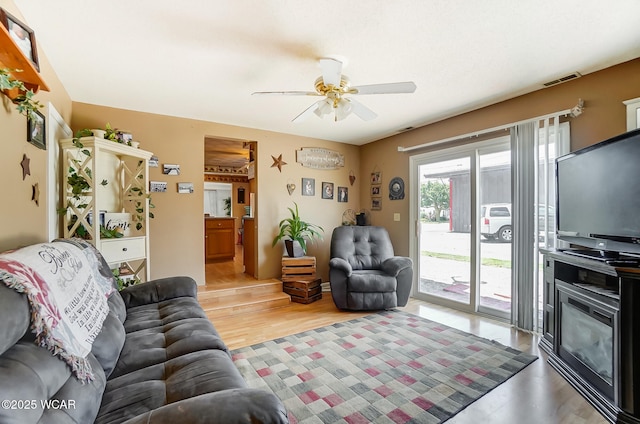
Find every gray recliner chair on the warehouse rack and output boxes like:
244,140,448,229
329,226,413,310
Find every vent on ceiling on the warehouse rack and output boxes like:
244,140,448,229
543,72,582,87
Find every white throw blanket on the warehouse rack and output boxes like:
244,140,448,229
0,240,114,382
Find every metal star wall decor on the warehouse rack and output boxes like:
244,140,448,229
32,183,40,206
20,154,31,180
271,154,287,172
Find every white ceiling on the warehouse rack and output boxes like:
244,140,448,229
14,0,640,146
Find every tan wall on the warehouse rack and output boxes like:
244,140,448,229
71,103,360,283
359,58,640,258
256,139,360,281
0,0,72,252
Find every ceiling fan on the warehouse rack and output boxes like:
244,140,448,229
252,57,417,122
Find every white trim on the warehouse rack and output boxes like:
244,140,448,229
398,109,572,153
623,97,640,131
47,103,72,242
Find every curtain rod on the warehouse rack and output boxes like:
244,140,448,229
397,108,573,153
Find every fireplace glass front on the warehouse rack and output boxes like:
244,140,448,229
556,281,618,401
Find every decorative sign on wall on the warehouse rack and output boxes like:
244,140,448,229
296,148,344,170
104,213,131,237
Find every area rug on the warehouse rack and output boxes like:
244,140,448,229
231,310,537,424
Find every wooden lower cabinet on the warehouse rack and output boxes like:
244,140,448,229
205,218,235,261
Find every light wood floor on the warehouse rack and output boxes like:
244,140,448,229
204,250,607,424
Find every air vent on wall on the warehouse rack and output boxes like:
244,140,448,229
543,72,582,87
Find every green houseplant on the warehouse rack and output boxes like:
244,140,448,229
272,202,324,257
0,67,43,120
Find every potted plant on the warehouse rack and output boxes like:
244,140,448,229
272,202,324,257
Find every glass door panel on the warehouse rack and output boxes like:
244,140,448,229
478,147,512,316
417,157,471,306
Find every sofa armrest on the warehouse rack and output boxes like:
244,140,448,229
381,256,413,277
329,257,353,277
119,276,197,308
121,388,288,424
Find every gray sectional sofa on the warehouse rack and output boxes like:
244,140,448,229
0,242,288,424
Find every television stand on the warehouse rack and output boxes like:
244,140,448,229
562,249,640,267
540,250,640,423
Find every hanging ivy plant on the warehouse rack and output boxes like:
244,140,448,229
57,129,109,239
0,68,43,120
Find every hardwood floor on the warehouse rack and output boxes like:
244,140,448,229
203,252,607,424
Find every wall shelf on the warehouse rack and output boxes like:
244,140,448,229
0,22,49,96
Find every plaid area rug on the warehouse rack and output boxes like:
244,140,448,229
231,311,537,424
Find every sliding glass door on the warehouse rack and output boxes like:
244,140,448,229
477,144,512,318
411,138,512,318
410,122,569,325
412,137,511,318
417,156,472,309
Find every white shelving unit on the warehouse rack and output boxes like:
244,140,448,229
59,137,153,282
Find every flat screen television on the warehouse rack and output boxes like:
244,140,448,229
556,127,640,259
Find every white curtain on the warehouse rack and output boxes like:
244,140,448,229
510,123,537,330
510,117,569,331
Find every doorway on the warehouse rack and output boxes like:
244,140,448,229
203,137,254,284
411,136,512,320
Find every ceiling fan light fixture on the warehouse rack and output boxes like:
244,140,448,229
314,98,333,117
334,98,352,121
254,57,416,123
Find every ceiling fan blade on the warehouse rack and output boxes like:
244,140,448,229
292,100,322,123
350,81,417,95
349,98,378,121
319,58,343,87
252,91,319,96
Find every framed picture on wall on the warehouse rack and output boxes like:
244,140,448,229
371,198,382,211
337,186,348,202
302,178,315,196
27,110,45,149
0,8,39,71
321,182,334,199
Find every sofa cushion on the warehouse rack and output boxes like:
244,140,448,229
0,341,106,424
0,284,29,356
91,290,128,378
96,350,247,424
330,226,395,270
110,296,228,379
108,290,127,324
348,270,397,292
91,311,126,378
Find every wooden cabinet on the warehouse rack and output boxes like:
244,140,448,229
205,218,235,261
59,137,153,282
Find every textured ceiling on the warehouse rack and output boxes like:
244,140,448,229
13,0,640,146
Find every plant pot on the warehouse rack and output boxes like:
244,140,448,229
284,240,304,257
